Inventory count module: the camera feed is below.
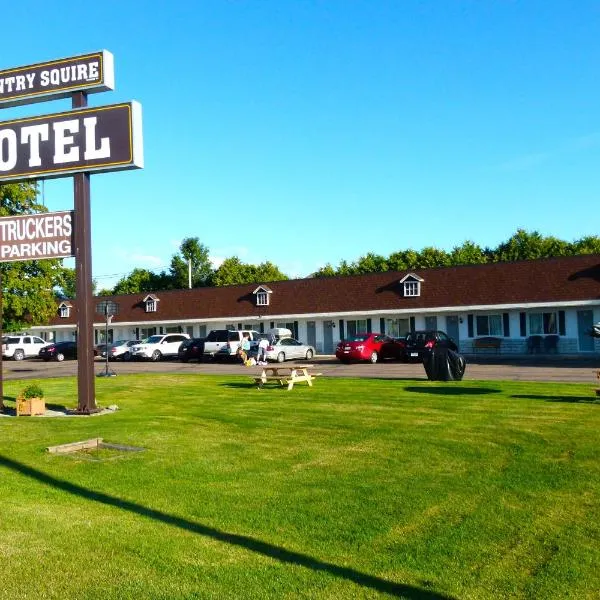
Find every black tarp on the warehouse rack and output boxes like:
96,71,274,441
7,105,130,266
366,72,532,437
423,347,466,381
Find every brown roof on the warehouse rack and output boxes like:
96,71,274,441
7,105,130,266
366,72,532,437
49,254,600,326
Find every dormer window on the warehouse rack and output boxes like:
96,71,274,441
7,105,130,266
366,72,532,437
399,273,424,298
143,294,159,313
253,285,272,307
58,302,72,318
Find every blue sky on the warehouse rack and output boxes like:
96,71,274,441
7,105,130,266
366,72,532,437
1,1,598,289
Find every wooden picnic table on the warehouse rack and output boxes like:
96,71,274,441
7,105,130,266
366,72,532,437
252,364,321,390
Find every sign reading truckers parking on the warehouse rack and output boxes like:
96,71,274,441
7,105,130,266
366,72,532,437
0,101,143,181
0,51,114,108
0,210,74,262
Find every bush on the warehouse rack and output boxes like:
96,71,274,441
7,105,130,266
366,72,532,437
21,384,44,399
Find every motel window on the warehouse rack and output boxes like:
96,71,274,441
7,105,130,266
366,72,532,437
386,318,410,338
59,305,70,318
145,299,156,313
529,312,557,335
346,320,368,338
256,291,269,306
403,280,420,297
476,314,503,337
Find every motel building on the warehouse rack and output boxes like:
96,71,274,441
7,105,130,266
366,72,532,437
31,254,600,357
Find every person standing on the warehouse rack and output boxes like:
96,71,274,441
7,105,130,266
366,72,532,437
257,336,269,365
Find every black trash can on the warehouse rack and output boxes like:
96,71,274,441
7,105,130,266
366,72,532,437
423,347,466,381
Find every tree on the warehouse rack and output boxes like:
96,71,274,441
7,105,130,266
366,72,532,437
312,263,337,278
353,253,388,274
55,267,98,299
449,241,488,266
0,183,68,332
492,229,546,262
572,235,600,255
169,237,213,289
212,257,288,286
112,268,171,295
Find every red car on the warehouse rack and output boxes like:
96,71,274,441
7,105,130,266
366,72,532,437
335,333,403,364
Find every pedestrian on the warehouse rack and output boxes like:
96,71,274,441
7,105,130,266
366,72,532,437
239,333,251,364
257,336,269,365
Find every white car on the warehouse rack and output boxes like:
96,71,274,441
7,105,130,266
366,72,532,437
100,339,140,361
131,333,190,361
2,334,50,360
265,337,315,363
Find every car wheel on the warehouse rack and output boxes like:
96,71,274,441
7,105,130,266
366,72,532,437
277,352,285,363
123,352,131,361
305,349,313,360
369,352,378,364
13,349,25,361
151,350,162,362
56,353,65,362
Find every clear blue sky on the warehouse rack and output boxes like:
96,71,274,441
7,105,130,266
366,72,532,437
2,1,598,289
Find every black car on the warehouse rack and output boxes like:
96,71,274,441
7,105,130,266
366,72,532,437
178,338,205,363
39,341,78,362
396,330,458,362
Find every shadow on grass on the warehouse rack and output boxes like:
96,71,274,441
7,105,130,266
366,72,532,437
404,386,500,396
512,394,599,403
0,454,455,599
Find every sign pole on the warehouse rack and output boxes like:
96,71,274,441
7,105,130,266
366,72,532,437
73,91,96,413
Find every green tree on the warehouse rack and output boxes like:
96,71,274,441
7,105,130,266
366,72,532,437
112,268,171,295
492,229,546,262
449,241,488,266
0,183,68,330
212,257,288,286
169,237,213,289
572,235,600,255
55,266,98,298
387,249,420,271
353,253,388,274
312,263,337,277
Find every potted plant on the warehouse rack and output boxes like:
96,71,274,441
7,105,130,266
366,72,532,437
16,383,45,416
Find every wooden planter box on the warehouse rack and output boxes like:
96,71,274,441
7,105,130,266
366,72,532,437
16,397,45,416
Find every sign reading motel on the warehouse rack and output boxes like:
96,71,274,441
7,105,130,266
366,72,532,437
0,51,114,108
0,101,143,181
0,210,74,262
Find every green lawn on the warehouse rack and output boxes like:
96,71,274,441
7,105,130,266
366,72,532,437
0,374,599,599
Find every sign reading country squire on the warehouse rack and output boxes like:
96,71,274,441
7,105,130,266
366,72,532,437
0,102,143,181
0,51,114,108
0,211,74,262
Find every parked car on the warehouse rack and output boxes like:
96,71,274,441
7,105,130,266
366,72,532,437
178,338,205,362
264,337,315,363
2,334,50,360
100,340,140,361
204,329,261,359
131,333,190,361
396,330,458,362
39,341,78,362
335,333,404,364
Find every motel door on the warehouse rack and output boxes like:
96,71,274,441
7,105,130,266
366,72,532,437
577,310,594,352
322,321,335,354
446,316,460,350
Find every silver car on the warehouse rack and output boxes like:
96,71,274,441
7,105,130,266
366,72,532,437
264,337,315,363
102,339,140,361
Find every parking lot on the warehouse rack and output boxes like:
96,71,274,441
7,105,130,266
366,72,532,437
2,355,598,384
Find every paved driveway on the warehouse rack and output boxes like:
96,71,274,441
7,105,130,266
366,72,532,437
2,355,599,384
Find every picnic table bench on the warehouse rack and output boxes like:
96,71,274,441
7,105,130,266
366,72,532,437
473,337,502,353
252,364,322,390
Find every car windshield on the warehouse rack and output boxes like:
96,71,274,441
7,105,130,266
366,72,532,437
346,335,369,342
113,340,129,346
143,336,162,344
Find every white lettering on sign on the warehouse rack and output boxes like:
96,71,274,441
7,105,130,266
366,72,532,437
21,124,49,167
0,129,17,170
0,61,100,94
0,240,71,260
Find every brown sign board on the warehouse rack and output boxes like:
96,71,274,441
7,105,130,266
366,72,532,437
0,101,143,182
0,210,74,262
0,51,114,108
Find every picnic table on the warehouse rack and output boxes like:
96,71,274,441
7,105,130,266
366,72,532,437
252,364,321,390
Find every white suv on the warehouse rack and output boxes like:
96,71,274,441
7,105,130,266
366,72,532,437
131,333,190,361
2,335,50,360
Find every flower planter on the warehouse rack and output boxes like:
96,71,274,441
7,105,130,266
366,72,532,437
16,397,45,416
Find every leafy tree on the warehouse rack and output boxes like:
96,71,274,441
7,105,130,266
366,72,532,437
572,235,600,255
0,182,69,329
312,263,337,277
449,241,488,266
112,268,171,295
353,253,388,274
212,257,288,286
492,229,547,262
416,247,451,269
55,266,97,298
169,237,213,288
387,249,420,271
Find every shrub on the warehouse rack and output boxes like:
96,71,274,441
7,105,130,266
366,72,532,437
21,384,44,399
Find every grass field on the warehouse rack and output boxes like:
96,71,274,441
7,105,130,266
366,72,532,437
0,374,599,599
